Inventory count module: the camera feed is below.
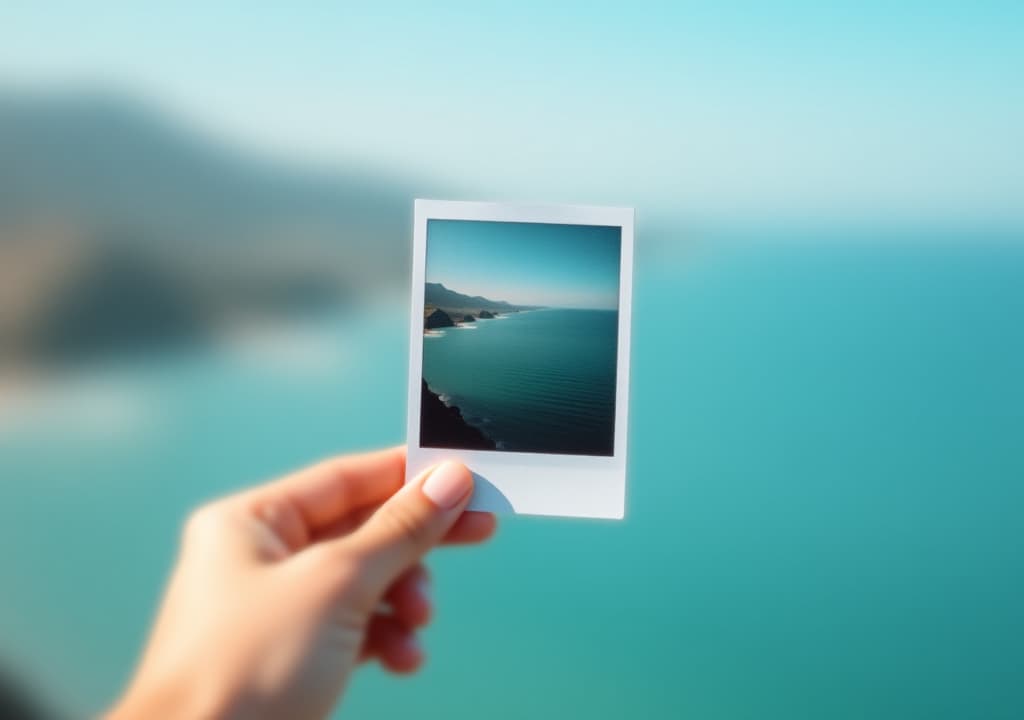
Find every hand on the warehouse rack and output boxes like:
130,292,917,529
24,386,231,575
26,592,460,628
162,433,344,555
107,447,495,720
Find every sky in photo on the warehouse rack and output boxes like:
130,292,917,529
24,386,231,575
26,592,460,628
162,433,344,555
426,220,621,310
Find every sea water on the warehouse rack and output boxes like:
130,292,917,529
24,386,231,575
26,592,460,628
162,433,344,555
1,236,1022,718
422,309,618,455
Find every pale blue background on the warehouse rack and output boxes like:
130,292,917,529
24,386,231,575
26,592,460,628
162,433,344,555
3,1,1021,226
1,3,1023,718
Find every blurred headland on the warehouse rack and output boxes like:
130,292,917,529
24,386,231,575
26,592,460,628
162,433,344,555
0,88,423,370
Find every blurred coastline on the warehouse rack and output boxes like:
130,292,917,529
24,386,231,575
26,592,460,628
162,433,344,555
0,87,419,376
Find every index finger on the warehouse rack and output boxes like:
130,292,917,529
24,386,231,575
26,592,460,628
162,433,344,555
246,446,407,537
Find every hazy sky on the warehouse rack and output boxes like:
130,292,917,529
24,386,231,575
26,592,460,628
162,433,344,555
3,2,1022,225
426,220,621,309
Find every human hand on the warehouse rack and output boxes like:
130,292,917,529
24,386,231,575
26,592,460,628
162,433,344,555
107,447,494,720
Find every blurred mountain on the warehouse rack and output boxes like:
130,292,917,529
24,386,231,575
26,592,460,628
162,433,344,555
0,89,422,365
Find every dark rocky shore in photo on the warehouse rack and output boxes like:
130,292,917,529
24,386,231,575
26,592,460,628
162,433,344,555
420,379,496,450
425,308,457,329
421,282,543,331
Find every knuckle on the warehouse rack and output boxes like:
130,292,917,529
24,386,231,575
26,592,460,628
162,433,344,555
305,545,378,613
379,502,431,551
305,544,354,583
338,562,377,612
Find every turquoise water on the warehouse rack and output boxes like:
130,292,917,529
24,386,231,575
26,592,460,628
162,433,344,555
422,309,618,455
1,236,1023,718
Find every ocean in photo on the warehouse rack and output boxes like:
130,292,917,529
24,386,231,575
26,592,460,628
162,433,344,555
421,309,618,455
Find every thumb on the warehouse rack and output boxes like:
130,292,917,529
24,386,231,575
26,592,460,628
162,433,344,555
342,460,474,599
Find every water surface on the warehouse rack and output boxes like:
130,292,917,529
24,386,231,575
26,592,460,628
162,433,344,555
1,236,1022,718
422,309,618,455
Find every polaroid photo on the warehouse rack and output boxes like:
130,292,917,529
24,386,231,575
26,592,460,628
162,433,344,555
405,200,634,519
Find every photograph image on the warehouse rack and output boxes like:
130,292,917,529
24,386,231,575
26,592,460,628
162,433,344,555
419,219,622,457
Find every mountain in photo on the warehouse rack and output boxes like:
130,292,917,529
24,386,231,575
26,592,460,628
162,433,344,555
424,282,541,312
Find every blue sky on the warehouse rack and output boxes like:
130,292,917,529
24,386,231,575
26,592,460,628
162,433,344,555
426,220,621,309
3,2,1022,225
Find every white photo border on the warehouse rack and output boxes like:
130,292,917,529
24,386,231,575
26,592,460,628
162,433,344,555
406,199,634,519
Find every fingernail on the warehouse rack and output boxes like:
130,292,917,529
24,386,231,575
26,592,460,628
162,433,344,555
421,461,472,509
